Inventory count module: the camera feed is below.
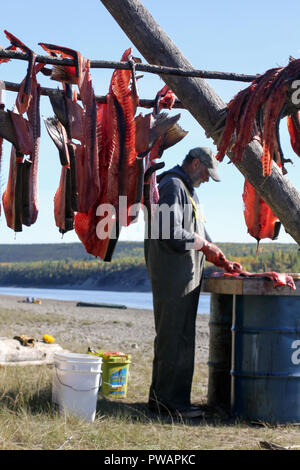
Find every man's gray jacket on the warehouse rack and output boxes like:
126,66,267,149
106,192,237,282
145,164,209,410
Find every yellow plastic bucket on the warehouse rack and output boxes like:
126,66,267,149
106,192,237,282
88,350,131,398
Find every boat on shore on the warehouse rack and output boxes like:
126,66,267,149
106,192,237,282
76,301,127,309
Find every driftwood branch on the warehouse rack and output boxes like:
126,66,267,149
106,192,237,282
100,0,300,246
0,48,258,82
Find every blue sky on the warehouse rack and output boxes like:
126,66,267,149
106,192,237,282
1,0,300,246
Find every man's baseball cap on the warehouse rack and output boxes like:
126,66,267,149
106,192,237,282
187,147,221,182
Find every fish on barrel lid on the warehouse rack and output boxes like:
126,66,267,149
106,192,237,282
212,270,296,291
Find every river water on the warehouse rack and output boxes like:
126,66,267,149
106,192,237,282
0,287,211,314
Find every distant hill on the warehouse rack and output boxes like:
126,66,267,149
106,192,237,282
0,241,297,263
0,241,144,263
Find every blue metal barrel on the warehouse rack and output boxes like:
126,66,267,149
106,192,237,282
231,294,300,424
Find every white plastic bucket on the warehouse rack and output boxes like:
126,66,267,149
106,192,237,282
52,352,102,422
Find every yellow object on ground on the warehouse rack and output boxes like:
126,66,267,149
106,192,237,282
88,350,131,398
43,334,55,343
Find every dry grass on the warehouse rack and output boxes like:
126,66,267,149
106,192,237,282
0,304,299,450
0,359,299,450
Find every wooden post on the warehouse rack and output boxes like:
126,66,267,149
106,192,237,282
100,0,300,245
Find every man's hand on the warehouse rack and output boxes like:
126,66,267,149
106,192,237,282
222,260,243,274
200,241,243,273
200,241,227,266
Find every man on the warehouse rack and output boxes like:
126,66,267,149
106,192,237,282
144,147,242,419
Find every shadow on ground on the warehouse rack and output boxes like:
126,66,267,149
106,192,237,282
96,397,237,426
0,386,270,429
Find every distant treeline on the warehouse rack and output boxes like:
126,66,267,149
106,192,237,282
0,257,150,291
0,241,299,291
217,242,300,274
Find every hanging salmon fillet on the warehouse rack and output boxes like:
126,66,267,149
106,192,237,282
43,116,75,234
43,116,70,168
0,38,18,218
75,96,120,261
213,58,300,246
1,31,45,232
75,49,138,261
40,43,99,213
2,43,43,232
8,111,33,155
46,87,83,213
0,104,3,217
108,48,139,225
134,110,184,216
144,118,188,206
2,147,18,231
5,31,37,114
216,58,300,175
75,54,189,261
242,179,281,252
54,166,74,234
21,63,44,226
153,84,176,114
287,111,300,157
2,109,33,230
76,57,100,213
65,93,84,142
38,43,83,86
75,79,189,260
143,86,188,208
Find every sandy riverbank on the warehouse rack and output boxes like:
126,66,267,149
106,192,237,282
0,295,210,364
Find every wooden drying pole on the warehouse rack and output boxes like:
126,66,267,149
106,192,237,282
0,44,258,148
100,0,300,246
0,48,259,82
1,79,184,109
0,47,259,144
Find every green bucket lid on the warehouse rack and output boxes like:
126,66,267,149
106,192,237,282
88,349,131,363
